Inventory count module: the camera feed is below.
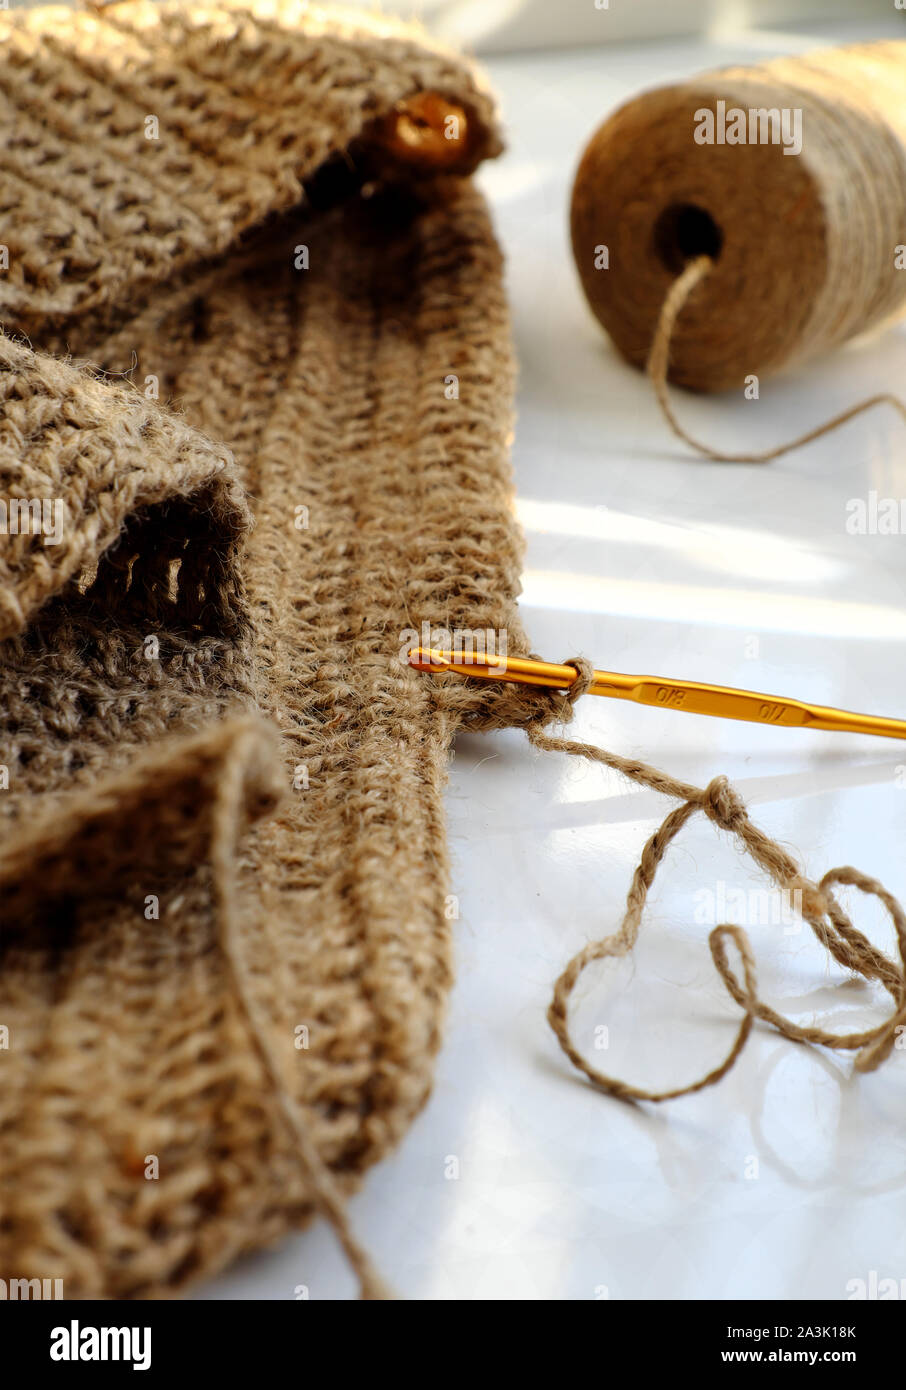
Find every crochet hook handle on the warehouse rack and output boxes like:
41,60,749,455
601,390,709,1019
409,648,906,742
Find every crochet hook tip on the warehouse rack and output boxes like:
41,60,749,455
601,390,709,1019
407,646,452,673
408,646,507,674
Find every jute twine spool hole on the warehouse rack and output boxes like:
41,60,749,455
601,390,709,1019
571,41,906,398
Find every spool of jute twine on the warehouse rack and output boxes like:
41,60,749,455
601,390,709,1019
570,40,906,461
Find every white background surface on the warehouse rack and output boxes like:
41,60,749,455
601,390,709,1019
361,0,897,52
202,12,906,1300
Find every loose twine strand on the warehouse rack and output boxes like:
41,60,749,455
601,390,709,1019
209,732,394,1300
532,658,906,1102
648,256,906,463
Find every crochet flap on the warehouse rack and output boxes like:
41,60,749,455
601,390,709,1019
0,716,283,926
0,0,502,336
0,329,249,641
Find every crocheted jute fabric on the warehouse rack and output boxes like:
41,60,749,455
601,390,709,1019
0,0,548,1297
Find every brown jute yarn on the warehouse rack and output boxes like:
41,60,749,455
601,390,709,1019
571,41,906,394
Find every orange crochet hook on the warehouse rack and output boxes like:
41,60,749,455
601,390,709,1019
409,647,906,741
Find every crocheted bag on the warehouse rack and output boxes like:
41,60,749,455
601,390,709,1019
0,0,533,1297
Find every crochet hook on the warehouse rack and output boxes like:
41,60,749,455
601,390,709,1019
409,648,906,741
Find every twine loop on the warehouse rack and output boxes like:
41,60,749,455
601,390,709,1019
561,655,595,704
455,660,906,1104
